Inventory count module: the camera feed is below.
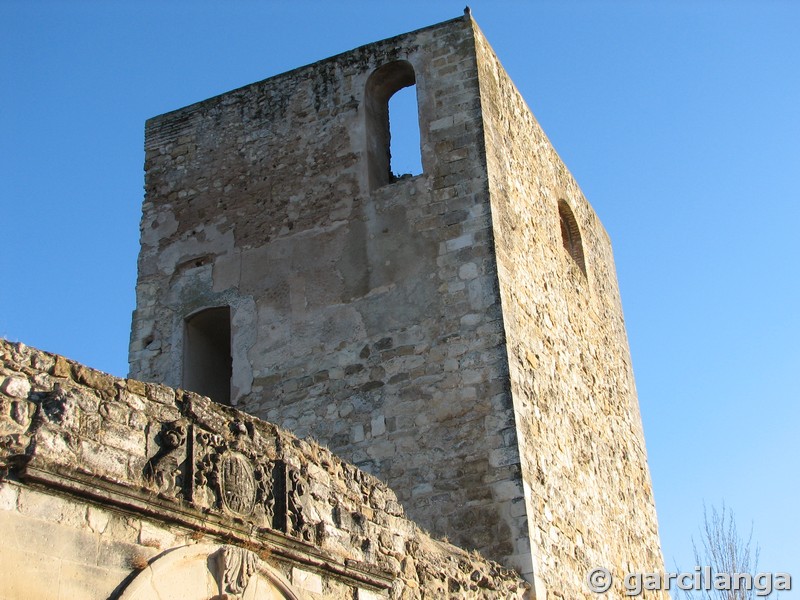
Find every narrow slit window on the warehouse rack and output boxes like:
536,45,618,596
365,60,422,189
558,200,587,276
183,306,231,405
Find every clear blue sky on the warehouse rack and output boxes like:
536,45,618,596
2,1,797,595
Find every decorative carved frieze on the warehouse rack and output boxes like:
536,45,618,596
142,412,314,543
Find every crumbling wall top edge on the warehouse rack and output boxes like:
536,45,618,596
145,13,471,132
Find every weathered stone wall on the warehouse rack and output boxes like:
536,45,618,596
0,339,528,599
472,21,665,600
128,12,666,599
130,15,530,576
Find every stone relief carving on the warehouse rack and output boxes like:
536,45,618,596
287,467,313,543
144,419,188,499
193,429,224,509
220,545,258,596
39,386,80,429
220,451,257,515
254,459,277,525
142,416,314,542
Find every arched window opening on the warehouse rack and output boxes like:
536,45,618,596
183,306,231,405
388,84,422,178
558,200,587,276
365,60,422,189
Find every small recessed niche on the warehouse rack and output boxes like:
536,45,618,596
558,200,586,277
183,306,231,405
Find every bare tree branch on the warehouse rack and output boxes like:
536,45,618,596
681,503,763,600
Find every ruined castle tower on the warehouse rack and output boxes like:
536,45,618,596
130,13,664,597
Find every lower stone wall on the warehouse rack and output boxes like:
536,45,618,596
0,481,168,600
0,339,528,599
0,480,376,599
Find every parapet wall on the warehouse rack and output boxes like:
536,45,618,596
0,339,528,599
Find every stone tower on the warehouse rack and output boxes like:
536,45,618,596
130,13,664,598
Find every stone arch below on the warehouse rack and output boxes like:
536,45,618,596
118,544,302,600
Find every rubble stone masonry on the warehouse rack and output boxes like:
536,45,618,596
473,23,664,597
127,13,665,599
0,339,528,599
